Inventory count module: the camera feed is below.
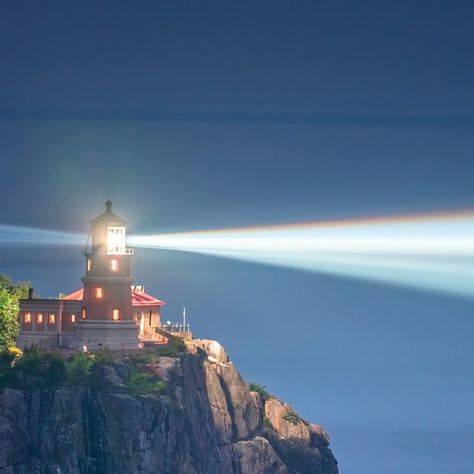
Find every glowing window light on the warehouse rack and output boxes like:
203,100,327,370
24,312,32,324
48,313,56,324
36,313,43,324
94,287,103,299
112,308,120,321
81,307,87,319
87,258,92,272
71,314,76,323
110,259,119,271
107,226,126,255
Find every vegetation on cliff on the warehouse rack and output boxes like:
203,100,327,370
0,345,169,398
0,288,20,352
130,335,187,362
0,274,31,353
249,382,272,401
0,337,190,398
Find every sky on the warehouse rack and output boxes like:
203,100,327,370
1,2,474,472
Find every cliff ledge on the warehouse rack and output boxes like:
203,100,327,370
0,339,338,474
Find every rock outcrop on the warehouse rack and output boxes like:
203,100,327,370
0,340,338,474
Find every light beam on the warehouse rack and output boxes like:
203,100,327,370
0,224,83,247
128,210,474,298
2,210,474,297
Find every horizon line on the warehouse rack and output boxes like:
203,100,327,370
0,108,473,127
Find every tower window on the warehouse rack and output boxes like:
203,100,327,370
111,259,119,271
36,313,43,324
107,226,126,255
94,287,103,299
71,314,76,323
87,258,92,272
112,308,120,321
24,312,32,324
48,313,56,324
81,307,87,319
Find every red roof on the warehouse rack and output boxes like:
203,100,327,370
63,288,165,307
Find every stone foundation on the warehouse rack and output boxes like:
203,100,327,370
69,320,139,350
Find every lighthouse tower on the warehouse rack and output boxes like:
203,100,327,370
72,200,139,350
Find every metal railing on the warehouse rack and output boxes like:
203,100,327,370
159,323,191,334
140,329,168,343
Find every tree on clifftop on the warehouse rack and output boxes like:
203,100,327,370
0,274,30,299
0,275,24,351
0,288,20,351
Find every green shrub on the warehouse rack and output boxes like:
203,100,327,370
155,336,187,357
130,351,156,364
0,347,23,388
282,408,302,425
126,368,166,397
15,348,66,386
44,352,67,385
0,347,22,371
14,346,41,374
249,383,271,400
67,352,93,384
90,348,114,369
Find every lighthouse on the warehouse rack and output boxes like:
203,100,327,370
71,200,139,350
17,200,167,350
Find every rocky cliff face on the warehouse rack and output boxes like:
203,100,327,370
0,340,338,474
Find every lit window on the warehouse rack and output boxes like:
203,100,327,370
48,314,56,324
107,226,126,255
112,308,120,321
36,313,43,324
111,259,119,271
24,312,32,324
81,307,87,319
94,287,103,299
71,314,76,323
87,258,92,272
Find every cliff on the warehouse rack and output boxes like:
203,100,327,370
0,339,338,474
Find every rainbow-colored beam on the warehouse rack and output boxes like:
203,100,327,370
129,210,474,298
2,210,474,297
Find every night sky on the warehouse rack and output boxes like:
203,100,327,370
1,2,474,473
